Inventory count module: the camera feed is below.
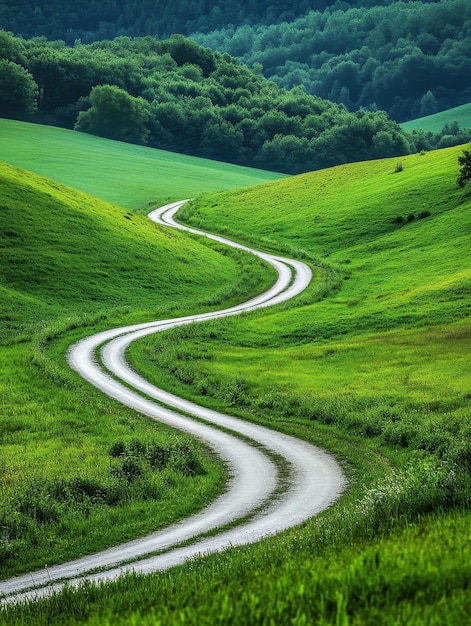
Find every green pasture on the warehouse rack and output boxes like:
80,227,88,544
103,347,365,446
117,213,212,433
146,145,470,462
401,101,471,133
110,144,470,624
0,119,284,211
2,140,471,623
0,160,275,578
5,508,470,625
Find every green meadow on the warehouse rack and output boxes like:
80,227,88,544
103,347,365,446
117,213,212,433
401,102,471,133
0,119,284,211
1,134,470,624
0,156,275,579
154,146,470,469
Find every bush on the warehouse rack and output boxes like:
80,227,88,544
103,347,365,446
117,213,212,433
457,148,471,187
418,210,431,219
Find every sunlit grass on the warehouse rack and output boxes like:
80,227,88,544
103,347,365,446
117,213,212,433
0,160,276,579
105,143,471,624
0,119,284,211
2,142,470,623
401,101,471,133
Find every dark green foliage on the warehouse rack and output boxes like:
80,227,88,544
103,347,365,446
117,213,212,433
2,1,470,123
195,0,471,122
0,59,38,117
0,30,419,173
0,1,390,44
159,34,216,77
75,84,150,143
408,123,471,153
0,436,206,570
457,148,471,187
418,210,431,219
109,438,206,478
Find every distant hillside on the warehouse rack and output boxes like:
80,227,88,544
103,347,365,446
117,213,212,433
0,119,284,211
0,0,404,43
401,102,471,134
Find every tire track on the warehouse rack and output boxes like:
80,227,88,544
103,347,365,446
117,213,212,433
0,201,345,604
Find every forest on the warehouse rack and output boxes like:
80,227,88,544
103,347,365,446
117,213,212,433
1,0,469,123
2,30,470,174
0,0,413,43
194,0,471,121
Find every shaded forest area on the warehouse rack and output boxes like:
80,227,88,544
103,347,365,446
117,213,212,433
1,0,469,123
194,0,471,122
0,0,402,43
2,31,470,174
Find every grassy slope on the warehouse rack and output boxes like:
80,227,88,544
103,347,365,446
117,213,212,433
165,146,470,453
0,160,276,578
401,102,471,132
0,119,284,211
86,145,471,625
1,142,470,623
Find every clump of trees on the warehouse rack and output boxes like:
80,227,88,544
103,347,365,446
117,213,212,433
75,84,151,143
457,148,471,188
0,59,38,117
0,30,467,174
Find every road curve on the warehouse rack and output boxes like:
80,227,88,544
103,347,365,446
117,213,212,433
0,200,345,604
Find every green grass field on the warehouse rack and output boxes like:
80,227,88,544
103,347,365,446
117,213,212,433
121,144,470,625
401,102,471,133
1,135,470,624
0,158,276,579
0,119,284,211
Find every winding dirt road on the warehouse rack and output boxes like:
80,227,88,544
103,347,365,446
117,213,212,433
0,201,345,604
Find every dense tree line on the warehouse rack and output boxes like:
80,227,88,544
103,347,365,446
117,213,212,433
1,31,468,174
1,1,467,122
194,0,471,122
0,0,409,44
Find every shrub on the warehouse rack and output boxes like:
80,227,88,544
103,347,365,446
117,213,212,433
418,210,431,219
457,148,471,187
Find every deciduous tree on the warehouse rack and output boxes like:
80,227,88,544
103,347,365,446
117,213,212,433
0,59,38,117
457,148,471,188
75,84,150,143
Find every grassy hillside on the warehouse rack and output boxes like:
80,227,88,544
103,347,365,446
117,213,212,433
90,145,471,625
0,119,284,211
401,102,471,133
0,161,275,578
164,145,470,456
2,147,470,623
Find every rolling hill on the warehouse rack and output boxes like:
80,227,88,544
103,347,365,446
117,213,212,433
1,130,470,622
0,159,275,578
0,119,284,211
401,102,471,133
